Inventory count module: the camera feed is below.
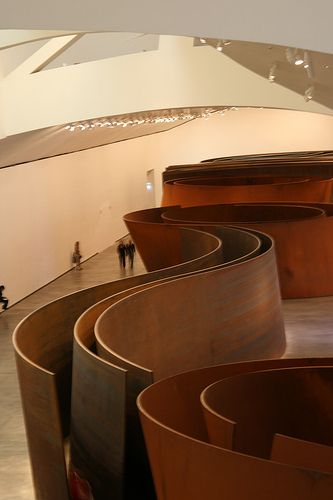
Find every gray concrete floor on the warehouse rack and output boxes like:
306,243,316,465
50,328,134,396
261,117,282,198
1,244,333,499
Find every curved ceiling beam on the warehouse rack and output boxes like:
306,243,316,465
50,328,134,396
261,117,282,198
0,0,333,55
6,35,83,77
1,36,331,137
0,30,84,50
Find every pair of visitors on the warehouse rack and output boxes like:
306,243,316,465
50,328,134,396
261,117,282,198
0,285,8,311
117,239,136,269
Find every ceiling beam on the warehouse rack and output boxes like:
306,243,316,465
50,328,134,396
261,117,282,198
5,34,84,78
0,30,84,50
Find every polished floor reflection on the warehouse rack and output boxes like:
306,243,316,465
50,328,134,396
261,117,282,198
1,244,333,499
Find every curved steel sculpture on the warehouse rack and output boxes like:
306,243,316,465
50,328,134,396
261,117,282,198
13,150,333,500
138,359,333,500
95,232,285,375
201,368,333,457
75,225,284,498
163,151,333,182
125,202,333,298
13,227,223,500
160,203,333,298
162,175,333,207
14,223,285,499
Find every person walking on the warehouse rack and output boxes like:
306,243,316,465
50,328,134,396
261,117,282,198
117,240,127,269
0,285,8,311
126,240,136,269
73,241,82,271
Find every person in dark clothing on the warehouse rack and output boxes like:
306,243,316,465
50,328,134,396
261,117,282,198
0,285,8,311
126,240,136,269
117,240,127,268
72,241,82,271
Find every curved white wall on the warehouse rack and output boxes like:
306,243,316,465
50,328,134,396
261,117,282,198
3,107,333,305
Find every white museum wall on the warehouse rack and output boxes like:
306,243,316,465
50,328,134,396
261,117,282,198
3,107,333,305
1,138,151,305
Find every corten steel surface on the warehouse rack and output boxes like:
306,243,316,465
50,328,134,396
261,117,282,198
201,150,333,164
12,356,70,500
161,203,333,298
94,229,284,496
95,235,285,378
125,207,265,270
271,435,333,473
200,368,333,458
124,209,223,271
137,358,333,500
174,176,308,184
187,225,263,264
92,226,268,370
13,307,73,500
161,176,333,207
74,291,158,500
163,150,333,182
200,393,235,450
176,150,333,167
71,226,271,498
161,204,324,224
12,148,333,500
71,332,127,500
73,268,219,499
11,228,235,500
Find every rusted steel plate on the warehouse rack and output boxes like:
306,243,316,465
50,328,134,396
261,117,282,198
71,332,126,500
95,236,285,378
163,150,333,181
271,434,333,474
160,203,333,298
124,210,222,271
124,208,263,271
162,176,332,207
12,227,223,499
138,359,333,500
200,368,333,458
13,352,70,500
13,208,286,499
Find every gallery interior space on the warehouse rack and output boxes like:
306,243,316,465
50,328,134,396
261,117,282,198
2,1,333,499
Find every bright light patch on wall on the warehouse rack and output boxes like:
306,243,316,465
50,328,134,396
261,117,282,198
146,181,153,191
63,107,232,132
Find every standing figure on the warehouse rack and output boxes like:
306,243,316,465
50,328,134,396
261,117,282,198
126,240,136,269
117,240,126,269
0,285,8,311
73,241,82,271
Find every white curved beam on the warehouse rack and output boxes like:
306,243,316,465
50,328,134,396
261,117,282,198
0,0,332,55
0,30,83,49
1,36,331,137
5,34,83,77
